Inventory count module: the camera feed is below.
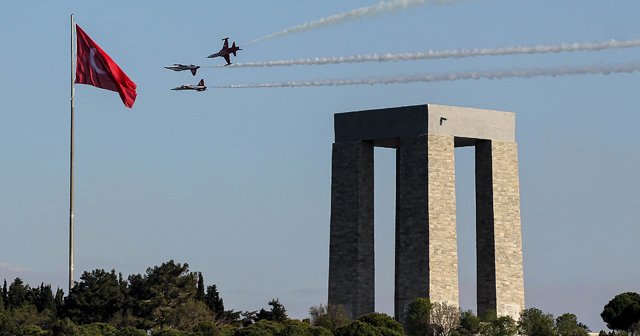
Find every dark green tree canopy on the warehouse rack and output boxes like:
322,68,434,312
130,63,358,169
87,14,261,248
601,292,640,332
556,313,589,336
65,269,125,324
357,312,404,335
7,278,30,310
405,297,433,336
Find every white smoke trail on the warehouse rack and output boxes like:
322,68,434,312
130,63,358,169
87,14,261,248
214,62,640,88
220,39,640,68
247,0,448,45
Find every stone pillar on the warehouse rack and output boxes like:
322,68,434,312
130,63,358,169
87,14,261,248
476,140,525,319
328,141,375,319
395,135,459,322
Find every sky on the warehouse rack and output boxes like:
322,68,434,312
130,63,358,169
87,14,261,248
1,0,639,331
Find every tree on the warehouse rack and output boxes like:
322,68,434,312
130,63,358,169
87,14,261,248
518,308,556,336
405,297,433,336
64,269,126,324
128,260,197,329
309,304,350,332
2,279,7,309
431,302,461,336
556,313,589,336
357,312,404,336
54,288,65,316
255,299,288,323
205,285,226,319
7,278,30,309
35,283,55,313
481,316,518,336
335,320,380,336
601,292,640,332
268,299,287,322
457,310,482,336
234,319,284,336
166,299,214,331
196,273,206,302
76,322,118,336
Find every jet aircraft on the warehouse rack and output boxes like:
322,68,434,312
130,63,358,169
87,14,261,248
172,79,207,91
164,64,200,76
207,37,241,65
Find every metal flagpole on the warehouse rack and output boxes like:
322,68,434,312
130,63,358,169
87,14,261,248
69,13,75,293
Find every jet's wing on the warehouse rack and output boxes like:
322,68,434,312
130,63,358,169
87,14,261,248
224,55,231,65
222,39,229,49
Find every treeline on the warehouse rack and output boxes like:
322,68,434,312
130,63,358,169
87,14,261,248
0,260,638,336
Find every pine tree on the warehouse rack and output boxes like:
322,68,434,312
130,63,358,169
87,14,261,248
2,279,7,309
36,283,56,312
7,277,29,309
205,284,224,317
54,288,65,315
268,298,288,322
196,273,205,302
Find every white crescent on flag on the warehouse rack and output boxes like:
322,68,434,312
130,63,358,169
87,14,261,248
89,48,107,75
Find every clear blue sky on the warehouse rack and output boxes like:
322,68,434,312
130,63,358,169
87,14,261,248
1,0,639,331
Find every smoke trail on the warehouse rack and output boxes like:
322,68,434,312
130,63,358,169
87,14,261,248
214,62,640,88
221,39,640,68
247,0,448,45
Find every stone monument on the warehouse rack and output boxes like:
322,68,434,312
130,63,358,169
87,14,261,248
327,104,525,322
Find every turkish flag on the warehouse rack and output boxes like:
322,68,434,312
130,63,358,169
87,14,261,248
75,25,137,108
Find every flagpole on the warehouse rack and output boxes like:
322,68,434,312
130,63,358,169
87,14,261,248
69,13,75,293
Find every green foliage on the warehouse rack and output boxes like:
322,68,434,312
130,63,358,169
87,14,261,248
19,324,48,336
129,260,197,329
78,322,118,336
54,288,65,315
65,269,126,324
405,297,433,336
115,327,148,336
309,304,350,332
196,273,206,302
234,320,284,336
2,279,7,309
458,310,482,336
481,316,518,336
357,312,404,336
334,320,379,336
205,285,225,317
277,319,315,336
8,305,49,330
153,328,189,336
34,283,55,313
166,299,214,331
49,318,80,336
601,292,640,332
255,299,288,323
193,321,237,336
556,313,589,336
7,278,30,309
518,308,556,336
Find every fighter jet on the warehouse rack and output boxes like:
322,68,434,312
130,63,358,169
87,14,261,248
172,79,206,92
207,37,241,65
164,64,200,76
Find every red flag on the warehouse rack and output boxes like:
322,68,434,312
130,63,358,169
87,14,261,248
75,24,137,108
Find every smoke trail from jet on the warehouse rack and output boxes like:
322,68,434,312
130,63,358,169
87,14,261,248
221,39,640,68
214,62,640,88
246,0,449,45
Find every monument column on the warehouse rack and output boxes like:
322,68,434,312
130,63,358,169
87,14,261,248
476,140,525,319
395,135,459,321
328,141,375,318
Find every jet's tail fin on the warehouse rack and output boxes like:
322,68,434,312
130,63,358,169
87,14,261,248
232,42,238,56
198,79,205,86
190,68,198,76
